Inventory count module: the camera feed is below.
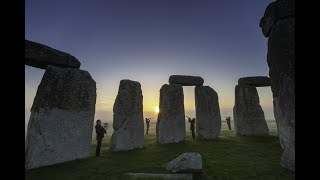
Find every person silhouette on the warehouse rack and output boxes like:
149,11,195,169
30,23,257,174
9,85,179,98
187,116,196,139
95,120,106,157
145,118,151,135
226,116,232,130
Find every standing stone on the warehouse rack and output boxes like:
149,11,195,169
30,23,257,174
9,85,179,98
169,75,204,86
25,65,96,169
156,84,185,144
260,0,295,171
233,85,269,136
25,40,81,69
109,80,144,151
195,86,221,139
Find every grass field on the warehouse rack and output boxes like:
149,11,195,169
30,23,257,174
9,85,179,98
25,121,294,180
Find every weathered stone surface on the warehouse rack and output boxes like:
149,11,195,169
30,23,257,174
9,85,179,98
125,173,193,180
25,40,81,69
156,84,185,144
25,65,96,169
233,85,269,136
109,80,144,151
238,76,271,87
261,0,295,171
169,75,204,86
259,0,295,171
166,152,202,173
259,0,295,37
195,86,221,139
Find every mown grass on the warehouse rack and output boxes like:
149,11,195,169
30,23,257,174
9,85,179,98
25,121,294,180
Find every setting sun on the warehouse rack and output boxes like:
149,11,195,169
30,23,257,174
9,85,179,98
154,106,159,113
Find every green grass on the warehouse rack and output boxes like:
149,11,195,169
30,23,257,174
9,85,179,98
25,121,294,180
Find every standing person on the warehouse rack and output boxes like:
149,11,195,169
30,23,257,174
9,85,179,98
145,118,151,135
226,116,232,130
95,120,106,157
187,116,196,139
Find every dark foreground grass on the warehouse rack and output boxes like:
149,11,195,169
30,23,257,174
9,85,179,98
25,128,294,180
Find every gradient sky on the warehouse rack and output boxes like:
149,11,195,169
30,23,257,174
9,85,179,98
25,0,274,125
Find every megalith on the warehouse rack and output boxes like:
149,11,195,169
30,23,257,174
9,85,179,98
109,80,144,151
25,40,81,69
238,76,271,87
195,86,221,139
25,65,96,169
260,0,295,171
233,85,269,136
166,152,202,173
169,75,204,86
156,84,185,144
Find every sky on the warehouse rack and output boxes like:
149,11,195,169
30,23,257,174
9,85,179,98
25,0,274,127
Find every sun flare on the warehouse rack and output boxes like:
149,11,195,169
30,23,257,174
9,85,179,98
154,106,159,113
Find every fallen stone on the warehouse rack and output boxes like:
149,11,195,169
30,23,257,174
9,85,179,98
156,84,185,144
109,79,144,151
25,65,96,169
233,85,269,136
166,152,202,173
238,76,271,87
125,173,193,180
195,86,221,139
25,40,81,69
169,75,204,86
